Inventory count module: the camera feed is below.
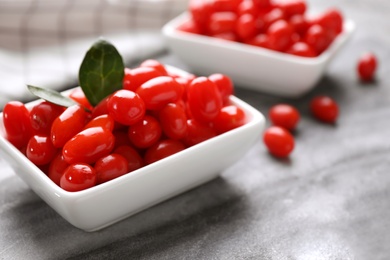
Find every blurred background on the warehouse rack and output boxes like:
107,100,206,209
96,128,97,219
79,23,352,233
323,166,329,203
0,0,187,106
0,0,388,107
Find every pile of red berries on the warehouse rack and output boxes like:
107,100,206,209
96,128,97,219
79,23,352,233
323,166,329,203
178,0,344,57
2,60,246,192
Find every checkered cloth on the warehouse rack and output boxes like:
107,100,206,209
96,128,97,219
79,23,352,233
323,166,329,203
0,0,188,107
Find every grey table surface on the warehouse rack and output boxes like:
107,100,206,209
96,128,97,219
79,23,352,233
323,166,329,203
1,0,390,259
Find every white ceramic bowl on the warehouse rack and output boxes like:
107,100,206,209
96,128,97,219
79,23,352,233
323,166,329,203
0,66,265,232
162,13,355,98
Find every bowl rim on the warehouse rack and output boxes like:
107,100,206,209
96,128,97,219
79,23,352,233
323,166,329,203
0,66,265,200
162,12,355,66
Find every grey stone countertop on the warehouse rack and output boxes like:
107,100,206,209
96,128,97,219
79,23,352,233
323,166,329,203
1,0,390,259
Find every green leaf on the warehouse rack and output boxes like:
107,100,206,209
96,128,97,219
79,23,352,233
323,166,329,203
78,39,124,106
27,85,79,108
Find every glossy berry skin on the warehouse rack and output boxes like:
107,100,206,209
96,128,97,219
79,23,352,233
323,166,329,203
182,2,343,58
51,105,89,148
213,105,246,134
159,103,188,140
253,0,271,9
267,20,294,52
107,90,145,126
310,96,339,123
263,126,294,158
123,67,164,92
95,154,129,184
304,24,330,55
187,77,223,123
174,78,191,101
235,13,258,40
289,15,309,37
136,76,183,110
128,115,162,149
26,135,57,165
208,12,237,35
213,32,237,41
114,145,144,172
83,114,115,132
91,96,110,118
263,8,285,30
313,8,343,35
208,74,234,105
60,163,97,192
357,52,377,82
3,101,33,148
212,0,241,12
30,101,64,135
183,119,217,147
237,0,257,16
140,59,168,75
286,42,316,57
189,0,213,32
69,88,93,111
269,104,300,131
144,139,186,165
48,152,69,186
177,18,201,34
246,34,269,48
63,127,115,164
277,0,306,18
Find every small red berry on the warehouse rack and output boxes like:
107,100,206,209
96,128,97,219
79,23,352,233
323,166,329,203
312,8,343,35
107,90,145,125
3,101,33,148
177,18,201,34
286,42,316,58
310,96,339,123
208,11,237,35
269,104,300,131
208,73,234,105
26,135,57,165
48,152,69,186
304,24,330,55
187,77,223,124
144,139,186,165
30,101,64,135
69,88,93,111
95,154,129,184
136,76,183,110
263,126,294,158
128,115,162,149
51,105,89,148
60,163,97,192
212,105,246,134
140,59,168,75
114,145,144,172
235,14,257,40
267,20,294,52
62,127,115,165
183,119,217,147
357,52,377,82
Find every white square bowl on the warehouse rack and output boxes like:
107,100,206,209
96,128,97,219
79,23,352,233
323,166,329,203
162,13,355,98
0,66,265,232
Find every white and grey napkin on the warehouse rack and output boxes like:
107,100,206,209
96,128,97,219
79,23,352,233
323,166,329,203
0,0,188,107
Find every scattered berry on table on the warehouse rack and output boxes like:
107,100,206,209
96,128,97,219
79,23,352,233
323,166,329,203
357,52,377,82
263,126,295,158
310,95,339,123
